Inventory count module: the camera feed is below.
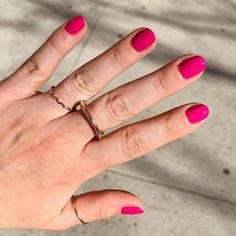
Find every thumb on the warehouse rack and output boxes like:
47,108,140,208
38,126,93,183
50,189,144,230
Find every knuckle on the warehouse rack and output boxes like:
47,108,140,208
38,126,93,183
120,127,145,158
95,205,108,221
47,37,64,55
151,71,168,96
36,135,55,157
8,118,27,145
161,116,176,139
9,117,27,132
71,71,98,98
105,94,132,122
111,48,128,68
22,59,45,78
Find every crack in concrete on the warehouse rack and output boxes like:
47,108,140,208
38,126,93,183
107,169,236,207
72,0,110,69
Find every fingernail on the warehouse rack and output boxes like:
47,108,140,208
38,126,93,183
178,56,207,79
121,206,144,215
131,28,156,52
186,104,209,124
65,15,85,35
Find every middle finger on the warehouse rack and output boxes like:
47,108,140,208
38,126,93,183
66,54,206,140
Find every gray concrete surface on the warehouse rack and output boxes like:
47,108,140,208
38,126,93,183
0,0,236,235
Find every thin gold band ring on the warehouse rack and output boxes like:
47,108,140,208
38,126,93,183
80,100,104,140
72,195,88,225
49,86,72,111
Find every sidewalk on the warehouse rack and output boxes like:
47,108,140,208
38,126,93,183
0,0,235,235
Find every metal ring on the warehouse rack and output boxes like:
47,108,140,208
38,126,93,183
49,86,72,111
72,195,88,225
80,100,104,140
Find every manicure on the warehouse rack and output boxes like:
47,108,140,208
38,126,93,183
186,104,209,124
131,28,156,52
179,56,207,79
121,206,144,215
65,15,85,35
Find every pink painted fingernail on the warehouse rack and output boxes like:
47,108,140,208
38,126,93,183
131,28,156,52
121,206,144,215
186,104,209,124
178,56,207,79
65,15,85,35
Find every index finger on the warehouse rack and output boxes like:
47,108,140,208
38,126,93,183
0,15,87,101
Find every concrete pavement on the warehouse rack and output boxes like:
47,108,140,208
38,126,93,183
0,0,235,235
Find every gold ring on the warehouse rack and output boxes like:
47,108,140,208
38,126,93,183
80,100,104,139
49,86,72,111
72,195,88,224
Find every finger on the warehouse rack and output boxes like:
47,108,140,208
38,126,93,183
84,55,207,131
82,103,209,174
66,54,206,141
49,190,143,230
0,15,87,101
43,27,156,114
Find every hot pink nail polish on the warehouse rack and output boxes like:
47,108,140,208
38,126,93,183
121,206,144,215
131,28,156,52
178,56,207,79
65,15,85,35
186,104,209,124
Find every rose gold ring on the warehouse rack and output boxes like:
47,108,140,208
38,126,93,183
80,100,104,140
72,195,88,224
49,86,72,111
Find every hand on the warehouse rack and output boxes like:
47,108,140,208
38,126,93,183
0,15,209,230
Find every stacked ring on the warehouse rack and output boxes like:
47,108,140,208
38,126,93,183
49,86,104,140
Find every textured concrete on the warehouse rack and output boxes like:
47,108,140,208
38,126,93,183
2,172,236,236
0,0,236,235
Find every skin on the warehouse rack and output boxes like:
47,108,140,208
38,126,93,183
0,19,208,230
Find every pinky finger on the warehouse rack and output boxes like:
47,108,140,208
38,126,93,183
49,190,144,230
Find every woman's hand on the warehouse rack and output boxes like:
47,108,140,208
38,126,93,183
0,15,209,230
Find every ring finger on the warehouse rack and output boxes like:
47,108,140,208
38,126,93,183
67,54,207,140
